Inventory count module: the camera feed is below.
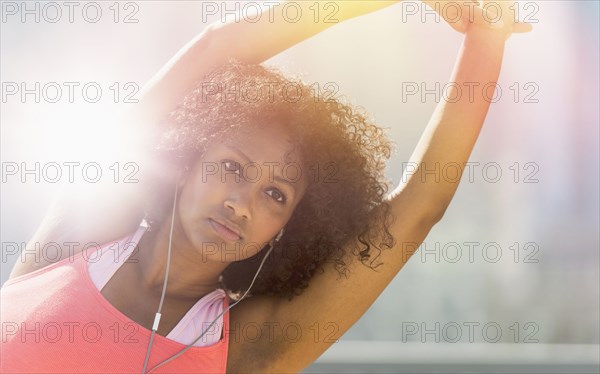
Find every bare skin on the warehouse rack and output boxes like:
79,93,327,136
102,125,309,338
8,1,532,372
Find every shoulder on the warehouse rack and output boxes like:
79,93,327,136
225,292,331,373
9,189,144,280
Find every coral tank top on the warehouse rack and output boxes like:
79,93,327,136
1,224,230,373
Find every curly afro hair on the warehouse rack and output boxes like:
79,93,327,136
144,59,396,300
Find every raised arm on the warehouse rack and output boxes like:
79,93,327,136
133,0,513,188
389,0,531,212
129,0,399,127
244,2,532,371
10,1,400,279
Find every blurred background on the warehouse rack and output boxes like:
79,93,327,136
1,1,598,373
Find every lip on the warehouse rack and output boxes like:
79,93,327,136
208,218,242,241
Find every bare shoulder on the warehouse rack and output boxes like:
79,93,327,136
9,182,146,279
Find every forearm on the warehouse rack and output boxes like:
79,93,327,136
130,1,398,127
208,1,398,63
391,27,507,220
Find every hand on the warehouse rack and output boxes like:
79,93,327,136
466,0,533,40
421,0,533,38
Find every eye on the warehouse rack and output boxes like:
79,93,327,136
222,160,241,175
266,188,287,204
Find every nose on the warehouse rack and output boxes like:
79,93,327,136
224,192,252,220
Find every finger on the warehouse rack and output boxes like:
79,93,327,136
481,0,510,22
471,4,505,30
424,0,486,34
513,22,533,33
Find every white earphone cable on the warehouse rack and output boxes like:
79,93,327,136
141,181,179,373
146,245,273,373
142,182,279,373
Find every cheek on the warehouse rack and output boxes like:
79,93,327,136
181,166,228,201
252,210,289,240
177,177,216,221
176,189,198,233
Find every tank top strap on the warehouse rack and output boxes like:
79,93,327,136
87,220,228,348
88,220,148,291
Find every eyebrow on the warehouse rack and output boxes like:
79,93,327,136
225,145,298,191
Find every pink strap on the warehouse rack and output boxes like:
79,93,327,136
88,222,226,347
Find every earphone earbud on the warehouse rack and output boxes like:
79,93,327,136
275,228,284,242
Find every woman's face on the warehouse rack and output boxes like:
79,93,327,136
176,124,308,263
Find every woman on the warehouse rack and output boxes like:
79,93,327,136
1,1,532,372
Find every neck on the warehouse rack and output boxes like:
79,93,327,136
133,218,228,300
